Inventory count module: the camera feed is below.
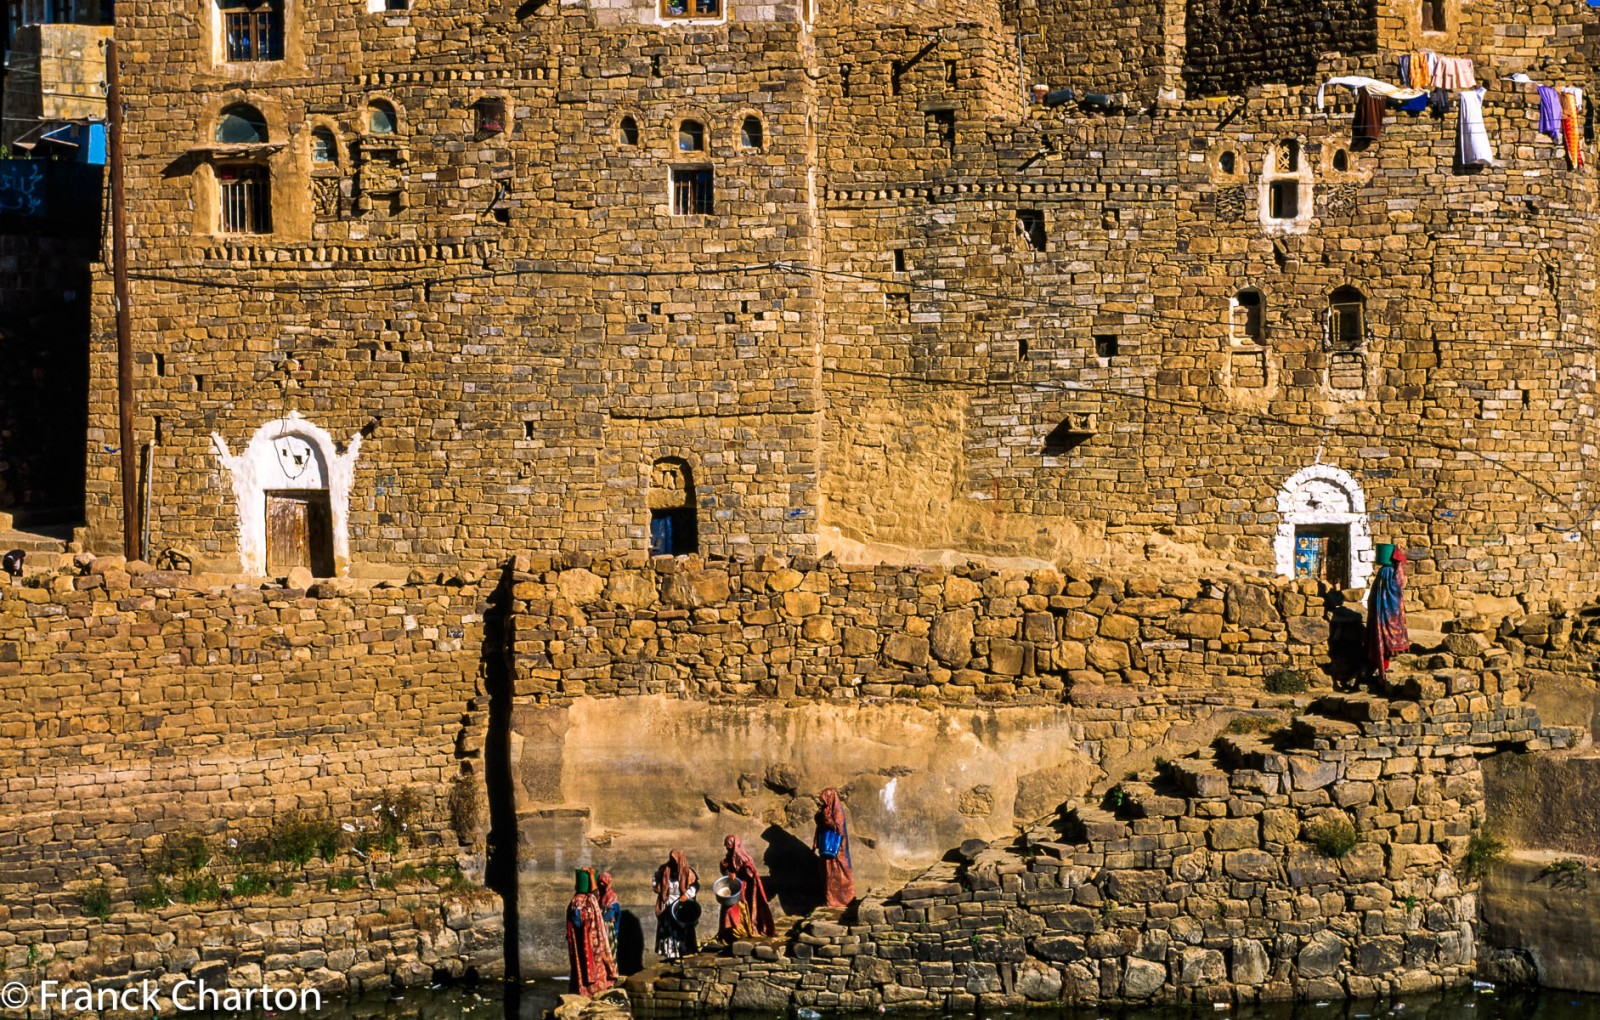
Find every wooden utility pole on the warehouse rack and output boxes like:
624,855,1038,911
105,38,138,560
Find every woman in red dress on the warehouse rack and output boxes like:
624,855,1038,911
565,868,618,996
813,787,855,909
718,835,776,939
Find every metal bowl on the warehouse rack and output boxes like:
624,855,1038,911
711,875,742,906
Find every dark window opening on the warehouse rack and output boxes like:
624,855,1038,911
215,104,268,144
1232,289,1264,343
671,167,714,215
1293,524,1350,590
523,421,535,439
649,458,698,556
893,248,907,272
474,98,506,135
841,65,851,97
384,0,410,9
154,353,166,376
218,164,271,234
1218,150,1236,175
739,116,763,150
678,119,705,152
1094,334,1118,359
929,109,955,150
1332,148,1349,172
1421,0,1445,33
945,59,957,86
1018,336,1029,361
1017,208,1046,251
619,115,639,146
1268,180,1299,220
1328,286,1365,349
651,54,662,77
221,0,282,62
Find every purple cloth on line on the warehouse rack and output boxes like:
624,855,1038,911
1538,85,1563,139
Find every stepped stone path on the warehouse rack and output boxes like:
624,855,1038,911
630,665,1575,1013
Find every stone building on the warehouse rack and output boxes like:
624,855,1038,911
80,0,1600,607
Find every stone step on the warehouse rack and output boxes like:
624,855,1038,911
1310,692,1390,723
1158,757,1230,799
1063,805,1130,842
1288,713,1361,747
1107,780,1185,819
1213,734,1289,775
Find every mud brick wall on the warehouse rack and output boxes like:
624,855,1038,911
0,232,94,524
0,566,492,897
503,551,1336,704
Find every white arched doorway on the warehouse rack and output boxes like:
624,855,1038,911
1273,463,1374,591
211,412,363,577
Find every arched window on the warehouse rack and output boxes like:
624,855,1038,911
1218,150,1236,175
310,127,337,163
1331,148,1350,172
1229,289,1266,388
619,115,639,146
368,100,399,135
678,119,705,152
215,104,268,144
1327,286,1367,390
648,458,698,555
739,115,763,150
1277,138,1300,173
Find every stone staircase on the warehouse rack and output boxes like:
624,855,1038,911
0,522,75,574
632,664,1576,1014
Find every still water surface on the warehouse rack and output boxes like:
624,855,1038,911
305,983,1600,1020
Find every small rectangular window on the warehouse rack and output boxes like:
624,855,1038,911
218,165,271,234
1420,0,1445,32
1017,209,1046,251
221,0,283,62
1268,180,1299,220
474,98,506,135
671,167,714,216
893,248,907,272
660,0,720,17
1094,334,1118,359
928,109,956,150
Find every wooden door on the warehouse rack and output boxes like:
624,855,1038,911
1294,525,1350,590
265,492,334,577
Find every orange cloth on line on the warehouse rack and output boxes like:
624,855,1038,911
1561,90,1584,168
1409,50,1431,90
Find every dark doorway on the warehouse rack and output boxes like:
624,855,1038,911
265,490,334,576
649,506,697,556
1294,524,1350,590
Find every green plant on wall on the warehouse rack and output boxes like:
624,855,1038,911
1462,828,1507,881
79,882,112,921
1304,814,1360,858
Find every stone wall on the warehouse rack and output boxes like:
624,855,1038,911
499,550,1352,971
0,561,505,992
84,0,1600,612
630,673,1576,1012
503,552,1337,703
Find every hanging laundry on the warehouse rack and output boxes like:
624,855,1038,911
1537,84,1563,140
1457,87,1494,167
1560,87,1585,168
1428,88,1453,115
1318,76,1427,110
1353,87,1387,142
1399,51,1432,90
1432,56,1477,91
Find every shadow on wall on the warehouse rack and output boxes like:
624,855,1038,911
482,564,521,982
761,822,823,918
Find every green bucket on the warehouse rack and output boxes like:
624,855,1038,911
1376,543,1396,566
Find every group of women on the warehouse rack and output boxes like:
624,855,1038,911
565,787,856,994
